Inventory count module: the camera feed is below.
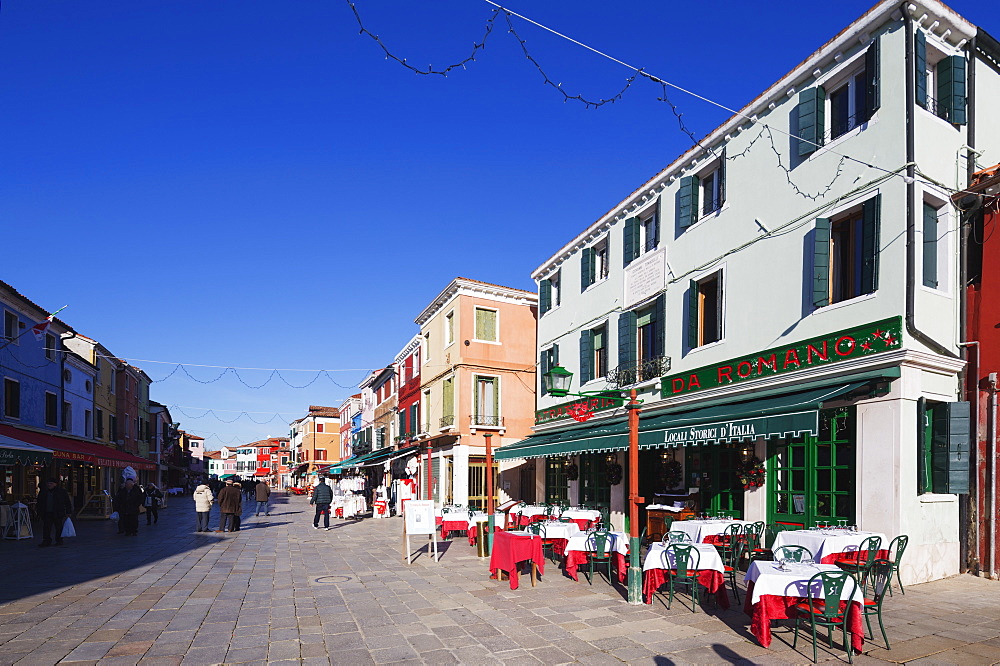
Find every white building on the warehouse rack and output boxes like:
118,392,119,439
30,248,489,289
62,351,97,441
498,0,1000,585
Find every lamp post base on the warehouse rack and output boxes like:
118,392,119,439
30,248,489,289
627,536,643,604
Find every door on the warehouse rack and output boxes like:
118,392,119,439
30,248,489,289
768,407,856,527
467,456,497,511
518,463,536,504
685,445,744,517
578,453,610,514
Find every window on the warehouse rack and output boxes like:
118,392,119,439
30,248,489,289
96,408,104,438
918,399,971,494
623,209,660,265
539,345,559,396
281,456,288,466
3,379,20,419
581,238,609,291
594,238,609,281
422,332,430,364
678,158,726,228
923,201,942,288
540,271,561,315
700,166,724,216
410,402,420,434
474,376,499,426
63,402,72,431
579,324,608,384
45,392,58,427
110,415,118,441
110,371,116,394
442,377,455,427
315,449,327,461
46,334,57,361
828,70,868,140
95,358,102,384
640,211,659,252
445,311,455,345
688,272,723,348
474,307,497,342
915,31,967,125
3,311,18,343
813,195,881,307
617,294,665,378
637,306,659,364
316,423,324,433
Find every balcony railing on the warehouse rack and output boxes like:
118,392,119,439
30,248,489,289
440,415,455,428
606,355,672,389
471,414,503,427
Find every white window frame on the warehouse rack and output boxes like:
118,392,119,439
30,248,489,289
689,266,727,353
473,306,500,345
639,209,659,255
549,270,562,309
422,332,431,365
445,310,455,347
593,237,610,282
920,190,952,296
592,321,610,380
472,373,501,428
3,311,18,345
45,333,56,361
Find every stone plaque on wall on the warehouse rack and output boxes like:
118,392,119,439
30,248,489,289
624,247,666,310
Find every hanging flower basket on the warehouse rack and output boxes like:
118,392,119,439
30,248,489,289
607,463,623,485
663,460,682,488
737,456,766,490
564,463,579,481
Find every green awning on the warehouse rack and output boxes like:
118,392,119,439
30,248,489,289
0,435,53,466
325,455,359,475
219,473,236,479
345,447,395,468
496,373,895,461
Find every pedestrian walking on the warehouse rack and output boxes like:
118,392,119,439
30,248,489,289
114,478,146,536
193,483,214,532
311,476,333,530
255,481,271,516
144,483,163,525
36,478,72,547
216,479,242,533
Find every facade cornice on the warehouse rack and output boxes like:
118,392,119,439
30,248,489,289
393,335,422,364
415,277,538,327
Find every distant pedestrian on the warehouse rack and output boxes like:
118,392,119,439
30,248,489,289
144,483,163,525
115,479,145,536
193,483,214,532
36,478,72,547
311,477,333,530
255,481,271,516
216,479,242,533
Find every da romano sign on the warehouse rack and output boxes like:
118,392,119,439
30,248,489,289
661,317,903,398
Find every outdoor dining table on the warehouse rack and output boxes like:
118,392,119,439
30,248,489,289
465,513,505,546
510,505,550,526
641,542,730,608
489,530,545,590
743,560,865,652
534,520,581,557
772,528,888,564
671,519,748,544
558,509,602,530
563,531,629,584
439,511,476,540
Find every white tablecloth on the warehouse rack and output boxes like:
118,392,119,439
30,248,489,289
511,505,550,520
643,543,724,573
772,529,887,563
565,531,629,556
534,521,581,540
560,509,602,522
744,561,864,606
671,519,747,543
465,513,504,528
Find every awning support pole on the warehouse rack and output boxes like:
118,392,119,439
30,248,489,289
626,389,644,605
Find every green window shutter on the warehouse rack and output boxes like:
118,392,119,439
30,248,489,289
937,55,967,125
813,218,831,308
617,311,636,369
622,217,639,267
552,342,559,366
399,410,406,436
475,308,497,341
540,348,550,396
581,247,594,291
443,378,454,419
931,401,971,494
653,199,662,246
687,280,699,349
915,30,927,108
654,293,666,358
539,279,552,314
579,330,593,384
797,87,826,156
861,194,881,295
917,398,932,493
677,176,699,229
411,403,419,433
864,36,881,119
923,202,939,288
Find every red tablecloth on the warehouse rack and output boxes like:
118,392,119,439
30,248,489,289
564,550,627,584
489,531,545,590
467,523,503,546
821,549,890,565
743,581,864,653
642,569,730,609
569,518,594,531
440,520,469,540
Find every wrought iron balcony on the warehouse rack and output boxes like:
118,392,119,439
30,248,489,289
606,355,672,389
471,414,503,427
439,415,455,428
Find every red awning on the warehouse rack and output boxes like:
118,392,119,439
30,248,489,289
0,424,157,471
256,453,270,462
255,467,271,476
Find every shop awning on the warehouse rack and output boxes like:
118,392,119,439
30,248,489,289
0,424,157,471
324,455,359,475
219,473,236,480
0,434,54,466
346,447,396,468
496,377,889,461
291,463,309,476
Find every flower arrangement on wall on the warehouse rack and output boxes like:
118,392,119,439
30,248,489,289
738,456,766,490
564,463,579,481
607,463,623,485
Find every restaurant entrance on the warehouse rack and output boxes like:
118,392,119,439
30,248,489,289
684,444,744,518
578,452,610,515
468,456,497,511
767,407,856,528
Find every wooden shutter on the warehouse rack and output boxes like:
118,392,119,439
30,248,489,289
443,378,454,420
581,247,594,291
579,329,593,384
687,280,699,349
718,149,727,207
617,311,636,369
812,218,831,308
915,30,927,108
410,403,419,433
653,293,666,358
864,36,881,119
797,87,826,156
861,195,881,295
937,55,967,125
677,176,699,228
539,279,551,314
922,202,938,288
622,217,639,267
931,401,971,494
540,348,550,396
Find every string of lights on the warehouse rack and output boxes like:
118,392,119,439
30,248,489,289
169,404,296,425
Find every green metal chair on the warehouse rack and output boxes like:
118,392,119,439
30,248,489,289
739,522,771,566
665,531,692,544
584,529,615,585
527,522,558,563
834,535,882,595
659,544,702,612
772,545,814,562
715,523,742,560
861,559,892,649
716,526,743,604
792,570,860,664
885,534,909,596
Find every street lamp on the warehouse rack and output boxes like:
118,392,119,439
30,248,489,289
541,365,644,605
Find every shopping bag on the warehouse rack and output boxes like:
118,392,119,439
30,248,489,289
61,518,77,538
138,505,146,514
109,511,120,521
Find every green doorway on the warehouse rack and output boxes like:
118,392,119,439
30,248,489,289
578,452,611,515
684,444,744,518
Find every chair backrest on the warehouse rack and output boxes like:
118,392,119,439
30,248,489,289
667,530,692,544
868,559,892,604
850,535,882,566
588,530,611,557
809,570,858,620
772,544,814,562
526,522,541,536
558,517,573,523
720,523,742,542
662,516,675,533
889,534,908,567
663,543,700,577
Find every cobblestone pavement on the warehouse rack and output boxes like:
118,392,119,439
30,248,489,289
0,492,998,665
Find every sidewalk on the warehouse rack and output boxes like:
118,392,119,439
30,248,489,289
0,493,996,664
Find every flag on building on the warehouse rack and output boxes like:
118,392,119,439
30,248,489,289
31,317,52,341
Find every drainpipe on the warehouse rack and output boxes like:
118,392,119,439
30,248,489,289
989,372,998,579
903,6,959,360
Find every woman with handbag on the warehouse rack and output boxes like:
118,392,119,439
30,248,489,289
144,483,163,525
193,483,214,532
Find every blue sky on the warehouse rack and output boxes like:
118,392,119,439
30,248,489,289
0,0,988,448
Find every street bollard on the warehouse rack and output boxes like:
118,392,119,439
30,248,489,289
476,520,489,557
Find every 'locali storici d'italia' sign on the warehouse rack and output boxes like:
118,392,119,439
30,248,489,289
535,394,624,425
661,317,903,398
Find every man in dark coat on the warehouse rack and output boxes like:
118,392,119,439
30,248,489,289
36,478,72,547
216,479,242,532
114,478,146,536
311,477,333,530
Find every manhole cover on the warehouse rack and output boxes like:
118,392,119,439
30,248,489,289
313,575,352,584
